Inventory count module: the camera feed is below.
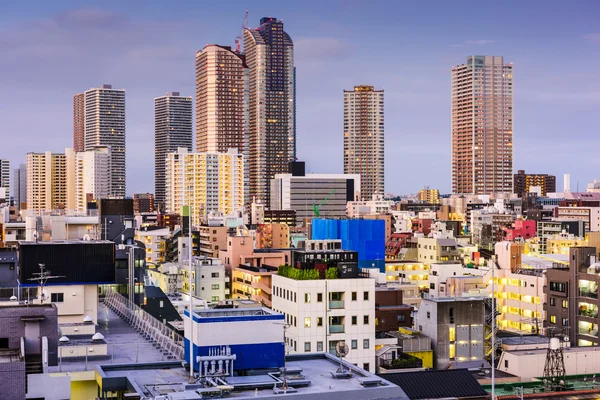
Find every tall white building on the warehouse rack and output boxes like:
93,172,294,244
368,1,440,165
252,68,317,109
165,148,244,227
451,56,513,195
244,17,295,206
154,92,192,208
0,159,10,202
67,146,111,213
26,151,67,211
83,84,126,198
343,85,385,201
272,275,376,373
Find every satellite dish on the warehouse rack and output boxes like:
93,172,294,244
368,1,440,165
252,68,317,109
336,341,350,357
563,336,570,342
83,234,91,241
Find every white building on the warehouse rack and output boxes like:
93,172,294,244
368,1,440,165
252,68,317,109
0,159,10,201
180,257,228,302
272,274,376,373
66,146,111,213
83,84,126,198
165,148,244,227
270,171,360,225
347,196,394,218
26,151,67,211
391,211,414,233
135,227,170,264
25,213,100,242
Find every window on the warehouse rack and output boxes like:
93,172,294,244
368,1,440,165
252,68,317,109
317,317,323,327
363,339,370,349
351,339,357,349
294,341,297,352
211,272,219,278
294,292,296,303
363,291,369,301
0,338,8,348
449,307,455,324
305,293,311,303
304,342,311,352
426,311,431,319
505,360,508,368
550,282,566,293
317,293,323,302
211,296,219,302
352,316,357,325
304,317,311,328
562,318,569,326
211,284,219,290
317,342,323,352
550,298,556,306
562,300,569,309
294,317,297,327
550,315,557,324
51,293,64,303
159,300,164,308
398,314,405,322
352,292,357,301
364,316,369,325
363,363,370,371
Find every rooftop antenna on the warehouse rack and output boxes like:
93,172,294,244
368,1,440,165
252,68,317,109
28,263,65,303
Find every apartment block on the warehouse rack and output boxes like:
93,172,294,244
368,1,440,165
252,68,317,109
272,274,376,372
135,226,170,264
451,56,513,194
231,264,278,306
133,193,155,214
165,148,244,226
244,17,296,206
418,188,440,204
154,92,192,207
513,170,556,197
73,92,85,152
343,85,385,200
83,84,126,198
180,257,227,302
69,146,111,213
0,159,10,202
255,223,289,249
26,151,67,211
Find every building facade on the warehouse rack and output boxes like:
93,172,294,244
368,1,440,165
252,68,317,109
26,152,67,211
513,170,556,197
71,146,111,213
154,92,193,208
272,274,376,372
165,148,244,226
83,84,126,198
73,92,85,152
418,189,440,204
133,193,155,214
451,56,513,195
12,164,26,210
244,17,296,206
343,85,385,201
0,159,9,202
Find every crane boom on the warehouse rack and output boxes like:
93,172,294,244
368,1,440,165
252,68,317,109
313,189,336,218
234,10,249,54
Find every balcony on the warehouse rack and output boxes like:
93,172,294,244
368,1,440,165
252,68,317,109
579,288,598,299
329,300,344,309
329,324,345,334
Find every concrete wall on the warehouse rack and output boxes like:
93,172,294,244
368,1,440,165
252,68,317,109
43,284,98,324
0,358,25,400
27,373,71,400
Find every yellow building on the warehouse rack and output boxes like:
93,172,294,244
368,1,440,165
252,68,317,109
26,151,67,210
165,147,244,227
546,233,586,255
255,223,290,249
418,188,440,204
385,261,429,289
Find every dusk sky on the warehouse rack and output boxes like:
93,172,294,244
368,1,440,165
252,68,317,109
1,1,599,195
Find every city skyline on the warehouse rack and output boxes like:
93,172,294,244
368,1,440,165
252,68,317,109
1,1,599,195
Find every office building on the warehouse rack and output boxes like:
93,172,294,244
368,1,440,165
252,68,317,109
272,273,376,372
133,193,155,214
154,92,192,207
83,84,126,198
270,162,360,225
165,148,244,226
451,56,513,194
343,85,385,201
73,92,85,152
244,17,296,205
195,45,246,153
418,188,440,204
513,170,556,197
0,159,9,202
26,151,67,211
12,164,26,210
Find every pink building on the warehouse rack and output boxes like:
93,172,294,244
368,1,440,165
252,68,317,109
219,235,290,269
503,219,536,241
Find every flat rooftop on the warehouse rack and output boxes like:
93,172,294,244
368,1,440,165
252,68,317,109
96,354,408,399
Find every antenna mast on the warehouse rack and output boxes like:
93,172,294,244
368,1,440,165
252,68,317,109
28,263,65,303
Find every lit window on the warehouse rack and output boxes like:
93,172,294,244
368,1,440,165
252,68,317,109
304,317,311,328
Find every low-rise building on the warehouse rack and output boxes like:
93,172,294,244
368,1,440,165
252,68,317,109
231,264,277,306
135,226,169,264
180,257,228,302
255,223,289,249
220,235,290,269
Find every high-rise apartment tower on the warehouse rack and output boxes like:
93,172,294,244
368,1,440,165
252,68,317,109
154,92,192,208
343,85,385,200
26,152,67,211
83,84,126,198
73,93,85,152
0,159,10,201
451,56,513,194
244,17,295,205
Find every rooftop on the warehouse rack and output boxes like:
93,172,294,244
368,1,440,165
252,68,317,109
484,374,600,398
381,369,488,399
96,353,408,399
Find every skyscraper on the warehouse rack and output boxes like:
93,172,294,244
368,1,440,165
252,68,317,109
165,148,244,227
84,84,126,198
451,56,513,194
244,17,295,205
0,159,10,199
154,92,192,208
195,45,246,153
73,93,85,152
13,163,26,209
26,151,67,211
343,85,385,201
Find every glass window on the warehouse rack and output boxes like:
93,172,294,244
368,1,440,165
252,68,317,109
51,293,64,303
304,317,311,328
352,316,357,325
317,293,323,302
351,340,357,349
317,342,323,352
364,291,369,301
211,284,219,290
304,342,311,352
363,339,370,349
317,317,323,327
364,316,369,325
305,293,310,303
352,292,357,301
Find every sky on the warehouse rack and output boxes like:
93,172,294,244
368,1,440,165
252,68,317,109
1,1,599,196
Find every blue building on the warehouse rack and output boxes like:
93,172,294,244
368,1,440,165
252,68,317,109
184,307,284,373
311,219,386,271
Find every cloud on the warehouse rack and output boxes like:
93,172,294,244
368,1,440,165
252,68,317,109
450,39,496,48
584,33,600,42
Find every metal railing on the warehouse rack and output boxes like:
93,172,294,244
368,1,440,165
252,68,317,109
103,289,184,360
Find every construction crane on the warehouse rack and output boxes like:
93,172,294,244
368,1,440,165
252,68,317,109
313,189,336,218
234,10,249,54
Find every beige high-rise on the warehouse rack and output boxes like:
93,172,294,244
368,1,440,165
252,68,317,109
195,45,246,153
343,85,384,201
451,56,513,195
26,152,67,211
